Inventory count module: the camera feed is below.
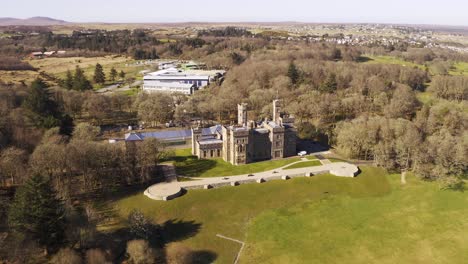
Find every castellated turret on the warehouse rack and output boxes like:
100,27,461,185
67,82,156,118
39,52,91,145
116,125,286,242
273,99,282,124
237,103,248,126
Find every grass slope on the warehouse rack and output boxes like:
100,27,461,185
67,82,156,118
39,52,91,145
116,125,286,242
113,167,467,263
243,173,468,264
283,160,321,170
115,167,391,263
449,62,468,76
362,55,426,70
173,148,300,177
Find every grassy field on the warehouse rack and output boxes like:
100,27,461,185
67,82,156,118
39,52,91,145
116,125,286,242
113,167,468,264
0,56,151,87
328,157,348,163
449,62,468,76
27,56,148,86
243,175,468,264
361,55,426,70
0,70,39,84
283,160,321,170
172,148,300,177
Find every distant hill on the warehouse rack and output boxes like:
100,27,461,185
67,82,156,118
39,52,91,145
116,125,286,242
0,16,69,26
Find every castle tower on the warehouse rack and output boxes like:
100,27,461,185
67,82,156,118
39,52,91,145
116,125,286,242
191,127,202,155
238,103,248,127
273,99,281,124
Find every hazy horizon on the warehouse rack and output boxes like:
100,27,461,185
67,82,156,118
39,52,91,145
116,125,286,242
2,0,468,27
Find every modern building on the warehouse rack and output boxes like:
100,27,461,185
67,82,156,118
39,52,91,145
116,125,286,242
142,81,196,95
192,100,297,165
142,67,225,95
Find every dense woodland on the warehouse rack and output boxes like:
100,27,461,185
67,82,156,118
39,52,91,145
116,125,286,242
0,26,467,263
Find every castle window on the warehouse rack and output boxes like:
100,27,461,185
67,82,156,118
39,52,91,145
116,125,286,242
217,149,221,157
203,150,207,158
210,149,214,157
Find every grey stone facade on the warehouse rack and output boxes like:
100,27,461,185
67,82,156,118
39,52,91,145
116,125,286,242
192,100,297,165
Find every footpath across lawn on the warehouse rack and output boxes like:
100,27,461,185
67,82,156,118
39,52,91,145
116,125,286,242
115,167,391,263
114,166,467,264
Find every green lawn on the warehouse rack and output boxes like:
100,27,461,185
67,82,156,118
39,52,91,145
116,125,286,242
243,173,468,264
114,167,468,264
328,157,348,163
449,62,468,76
283,160,321,170
172,148,300,177
361,55,426,70
416,91,436,105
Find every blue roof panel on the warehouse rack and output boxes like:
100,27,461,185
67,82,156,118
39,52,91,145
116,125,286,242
125,129,192,141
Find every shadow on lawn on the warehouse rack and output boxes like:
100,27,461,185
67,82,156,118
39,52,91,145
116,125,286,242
160,219,202,244
356,56,373,62
446,181,465,192
96,218,216,263
173,155,217,177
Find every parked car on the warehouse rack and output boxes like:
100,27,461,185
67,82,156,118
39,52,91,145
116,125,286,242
298,151,307,156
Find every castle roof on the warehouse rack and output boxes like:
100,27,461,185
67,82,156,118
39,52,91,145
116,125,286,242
201,125,223,135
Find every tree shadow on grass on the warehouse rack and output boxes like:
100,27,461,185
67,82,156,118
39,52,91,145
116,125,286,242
94,219,204,263
446,181,465,192
356,56,373,63
174,156,217,177
186,250,218,264
160,219,202,244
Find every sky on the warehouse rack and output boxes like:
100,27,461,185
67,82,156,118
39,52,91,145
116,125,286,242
2,0,468,26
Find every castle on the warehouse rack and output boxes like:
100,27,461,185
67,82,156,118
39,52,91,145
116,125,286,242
191,100,297,165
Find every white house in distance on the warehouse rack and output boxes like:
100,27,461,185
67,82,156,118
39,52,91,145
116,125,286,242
143,67,225,95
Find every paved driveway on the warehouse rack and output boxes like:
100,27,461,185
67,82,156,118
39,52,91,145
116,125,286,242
145,159,359,200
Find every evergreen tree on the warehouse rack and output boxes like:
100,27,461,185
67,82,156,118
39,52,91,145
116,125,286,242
8,174,65,254
319,73,338,93
64,70,73,90
119,70,126,80
287,61,300,85
109,67,118,82
23,78,55,116
93,63,106,84
72,66,93,91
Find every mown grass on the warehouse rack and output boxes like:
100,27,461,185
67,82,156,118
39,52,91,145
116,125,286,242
115,166,392,263
283,160,321,170
174,155,300,177
329,157,348,163
171,148,300,177
243,172,468,264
